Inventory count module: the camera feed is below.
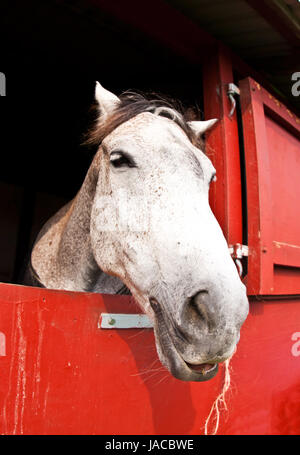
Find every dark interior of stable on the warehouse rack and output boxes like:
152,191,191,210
0,1,205,284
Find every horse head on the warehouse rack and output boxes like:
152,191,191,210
89,83,249,381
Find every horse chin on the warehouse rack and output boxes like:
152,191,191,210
153,328,219,382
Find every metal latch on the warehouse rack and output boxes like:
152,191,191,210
227,83,240,118
99,313,153,329
229,243,248,277
229,243,248,259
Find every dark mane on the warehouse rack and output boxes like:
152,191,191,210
84,91,204,150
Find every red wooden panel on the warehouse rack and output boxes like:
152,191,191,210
1,282,300,435
203,45,243,245
273,242,300,268
239,77,300,295
266,116,300,248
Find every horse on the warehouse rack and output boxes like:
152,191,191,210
27,82,249,382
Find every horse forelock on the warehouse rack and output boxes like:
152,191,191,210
84,91,204,151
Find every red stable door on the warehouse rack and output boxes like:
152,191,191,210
0,283,300,435
239,77,300,296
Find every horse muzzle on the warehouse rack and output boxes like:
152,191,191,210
149,295,241,382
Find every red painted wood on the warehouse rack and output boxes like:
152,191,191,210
261,90,300,135
203,45,243,245
239,78,274,294
273,242,300,268
240,77,300,295
0,282,300,435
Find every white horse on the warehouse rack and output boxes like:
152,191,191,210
28,82,249,382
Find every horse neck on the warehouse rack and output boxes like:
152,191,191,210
31,153,126,294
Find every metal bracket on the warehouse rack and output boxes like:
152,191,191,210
229,243,248,277
229,243,249,259
227,83,240,118
99,313,153,329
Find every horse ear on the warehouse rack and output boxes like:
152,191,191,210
95,81,120,117
187,119,218,137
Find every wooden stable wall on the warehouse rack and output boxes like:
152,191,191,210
0,282,300,435
203,46,300,296
0,35,300,435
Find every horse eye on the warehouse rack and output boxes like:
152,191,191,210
110,152,135,169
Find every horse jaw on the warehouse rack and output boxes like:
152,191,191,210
95,81,120,118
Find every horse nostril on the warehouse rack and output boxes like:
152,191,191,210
190,290,209,305
189,290,211,326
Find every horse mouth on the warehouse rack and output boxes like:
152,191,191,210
185,362,218,375
163,349,219,381
176,359,219,381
